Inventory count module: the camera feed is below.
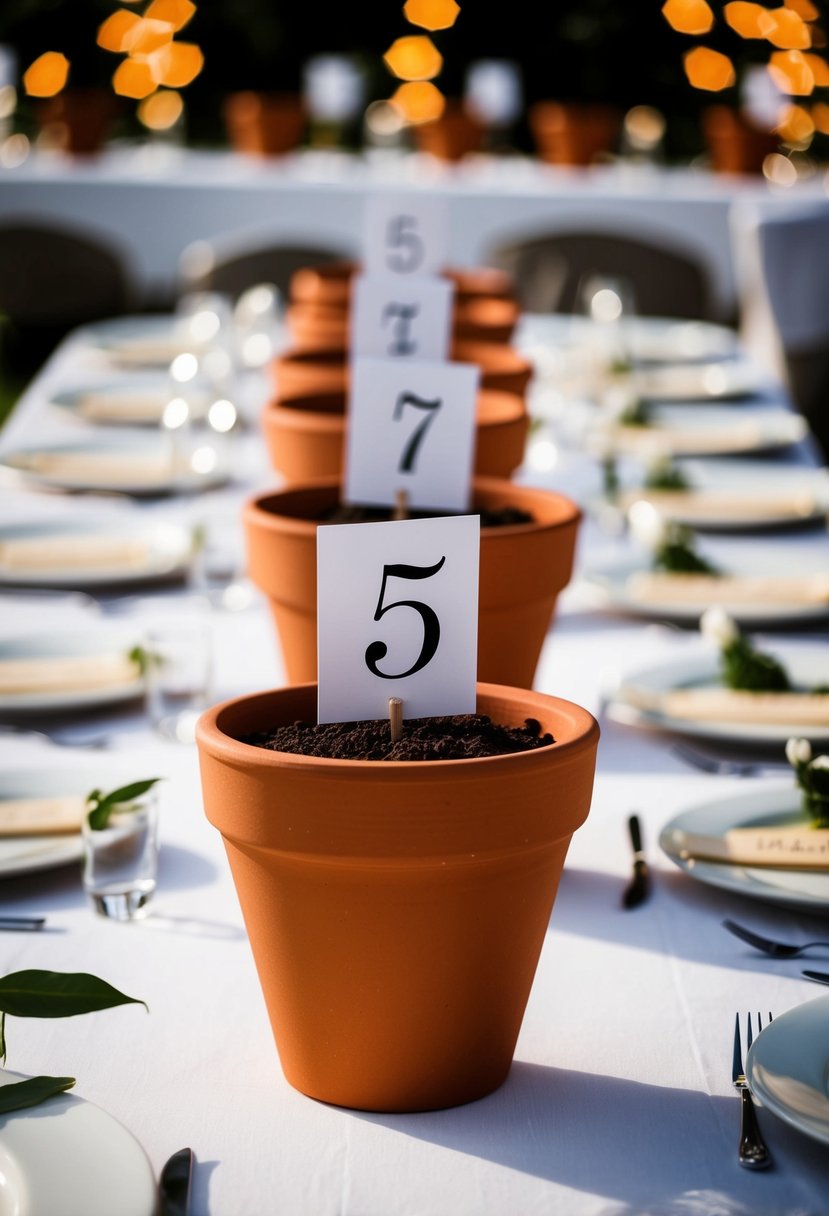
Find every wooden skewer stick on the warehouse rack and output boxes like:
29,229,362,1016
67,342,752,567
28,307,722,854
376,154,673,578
389,697,404,744
393,489,409,521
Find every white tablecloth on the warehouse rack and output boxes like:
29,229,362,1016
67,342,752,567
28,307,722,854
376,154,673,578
0,321,827,1215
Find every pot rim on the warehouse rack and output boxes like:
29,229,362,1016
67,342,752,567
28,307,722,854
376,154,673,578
264,387,526,424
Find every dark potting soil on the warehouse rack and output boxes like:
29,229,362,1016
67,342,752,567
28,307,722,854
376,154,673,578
324,503,535,527
243,714,554,761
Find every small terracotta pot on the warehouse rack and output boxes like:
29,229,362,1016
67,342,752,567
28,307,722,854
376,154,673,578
262,387,528,484
244,477,581,687
701,106,778,175
223,92,306,156
529,102,621,166
36,89,119,156
289,262,515,309
285,295,519,351
196,681,599,1112
270,341,533,401
413,103,485,162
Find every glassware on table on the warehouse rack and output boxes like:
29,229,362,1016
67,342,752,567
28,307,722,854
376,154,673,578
82,787,159,921
145,619,213,743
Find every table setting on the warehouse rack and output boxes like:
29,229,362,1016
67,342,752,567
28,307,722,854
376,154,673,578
0,199,828,1216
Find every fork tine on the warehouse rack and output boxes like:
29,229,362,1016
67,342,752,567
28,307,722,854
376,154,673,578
747,1012,754,1050
732,1012,743,1082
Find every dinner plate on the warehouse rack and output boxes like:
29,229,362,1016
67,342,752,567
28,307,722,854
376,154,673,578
0,434,229,496
0,518,195,589
635,360,765,402
603,405,807,458
519,315,739,365
607,641,829,745
659,783,829,913
79,314,213,368
0,628,144,714
747,994,829,1144
49,378,211,426
0,1070,157,1216
615,460,829,531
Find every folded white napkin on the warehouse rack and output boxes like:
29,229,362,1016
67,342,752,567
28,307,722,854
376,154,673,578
0,535,150,572
625,572,829,607
0,652,141,694
0,796,86,836
618,488,818,522
21,450,174,487
613,421,767,456
622,684,829,726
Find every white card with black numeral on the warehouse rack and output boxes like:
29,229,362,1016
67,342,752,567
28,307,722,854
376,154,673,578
349,274,453,362
363,194,448,279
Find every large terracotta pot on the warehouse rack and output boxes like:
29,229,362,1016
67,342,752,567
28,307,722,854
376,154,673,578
413,103,485,162
223,92,306,156
196,681,599,1112
270,341,533,400
285,294,519,351
290,262,514,309
244,477,581,688
701,106,778,175
262,386,528,483
529,102,621,166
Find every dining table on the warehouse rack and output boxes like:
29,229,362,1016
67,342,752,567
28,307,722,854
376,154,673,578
0,306,827,1215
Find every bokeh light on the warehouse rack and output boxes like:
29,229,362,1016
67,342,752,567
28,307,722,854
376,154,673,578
784,0,819,19
684,47,736,91
724,2,775,38
812,101,829,133
97,10,141,53
762,151,798,184
661,0,714,35
137,89,183,129
23,52,69,98
390,81,446,124
803,52,829,85
764,7,811,49
402,0,460,31
122,18,174,56
384,36,443,81
776,102,815,142
113,58,157,99
148,42,204,88
145,0,197,31
768,49,815,93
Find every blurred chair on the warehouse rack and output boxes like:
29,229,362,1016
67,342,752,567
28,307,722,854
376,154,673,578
179,236,352,303
733,201,829,461
487,230,714,319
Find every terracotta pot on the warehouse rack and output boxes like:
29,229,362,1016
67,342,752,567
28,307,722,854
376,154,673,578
701,106,778,175
413,103,485,162
223,92,306,156
36,89,119,156
529,102,621,166
244,477,581,687
289,262,515,309
270,342,532,401
262,387,528,483
196,681,599,1112
285,295,519,351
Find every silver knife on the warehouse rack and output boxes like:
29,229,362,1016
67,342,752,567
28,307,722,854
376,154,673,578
158,1147,194,1216
803,970,829,986
622,813,651,909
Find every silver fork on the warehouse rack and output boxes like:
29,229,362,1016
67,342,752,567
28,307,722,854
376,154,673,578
724,918,829,959
733,1012,773,1170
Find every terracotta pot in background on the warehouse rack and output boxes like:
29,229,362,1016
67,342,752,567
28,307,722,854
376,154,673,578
285,295,519,351
529,102,621,166
223,92,306,156
701,106,778,175
196,681,599,1112
289,262,515,309
270,341,533,401
36,89,120,156
244,477,581,688
413,102,485,162
262,387,528,483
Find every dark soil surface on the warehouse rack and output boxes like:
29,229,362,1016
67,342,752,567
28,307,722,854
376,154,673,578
324,503,534,527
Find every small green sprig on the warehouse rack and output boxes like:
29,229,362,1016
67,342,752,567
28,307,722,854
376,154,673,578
619,397,651,427
128,644,150,675
86,778,161,831
701,609,791,692
653,524,719,575
644,456,690,492
786,739,829,828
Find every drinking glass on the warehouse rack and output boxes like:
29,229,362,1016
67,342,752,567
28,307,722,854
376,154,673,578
146,619,213,743
82,787,159,921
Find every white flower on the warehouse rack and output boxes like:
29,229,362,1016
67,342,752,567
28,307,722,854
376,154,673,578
700,606,739,649
628,500,668,552
810,755,829,771
786,737,813,767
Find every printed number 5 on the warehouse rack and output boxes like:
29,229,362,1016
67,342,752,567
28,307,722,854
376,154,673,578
365,557,445,680
394,391,441,473
386,214,423,274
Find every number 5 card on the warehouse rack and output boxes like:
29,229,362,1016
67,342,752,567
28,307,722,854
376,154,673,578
317,515,479,724
344,357,480,513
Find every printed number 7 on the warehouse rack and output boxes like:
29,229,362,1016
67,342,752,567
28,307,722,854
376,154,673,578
365,557,446,680
394,392,442,473
386,214,423,274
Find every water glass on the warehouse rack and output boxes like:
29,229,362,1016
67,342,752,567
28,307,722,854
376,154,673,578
82,789,159,922
146,620,212,743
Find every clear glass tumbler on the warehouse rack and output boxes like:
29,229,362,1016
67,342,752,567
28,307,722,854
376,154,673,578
146,620,212,743
82,789,159,921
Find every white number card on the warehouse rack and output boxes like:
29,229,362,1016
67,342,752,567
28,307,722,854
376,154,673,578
363,194,448,279
350,274,453,361
317,515,479,724
344,357,479,513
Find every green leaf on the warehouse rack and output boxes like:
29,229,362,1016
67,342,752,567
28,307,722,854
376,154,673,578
0,1075,75,1115
721,635,791,693
0,1010,5,1065
128,645,149,675
0,971,147,1019
86,777,161,831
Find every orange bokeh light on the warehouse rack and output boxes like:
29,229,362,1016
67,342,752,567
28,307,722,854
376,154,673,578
384,36,443,82
724,2,775,38
403,0,460,31
765,7,811,49
803,52,829,85
113,58,156,99
661,0,714,35
145,0,197,32
684,47,736,91
785,0,819,19
776,102,815,141
97,10,141,53
148,42,204,88
390,81,446,124
122,18,174,56
138,88,184,129
23,51,69,97
812,101,829,133
768,49,815,93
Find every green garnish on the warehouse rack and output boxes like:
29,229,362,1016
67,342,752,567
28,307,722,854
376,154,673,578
619,398,651,427
653,524,718,575
721,633,791,693
128,645,150,675
787,741,829,828
644,458,690,491
86,778,161,831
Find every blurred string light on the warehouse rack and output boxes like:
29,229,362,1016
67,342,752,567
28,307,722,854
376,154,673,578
383,36,443,81
662,0,715,35
684,46,736,90
390,81,446,124
137,88,183,130
403,0,460,31
376,0,464,130
22,52,69,97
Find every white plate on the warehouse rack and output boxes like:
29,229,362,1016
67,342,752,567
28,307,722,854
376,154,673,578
607,642,829,745
0,518,195,589
0,434,229,496
0,629,144,714
660,784,829,913
0,1070,157,1216
584,551,829,627
79,314,212,368
519,315,739,365
635,360,765,402
616,460,829,531
49,378,211,426
605,405,807,458
747,994,829,1144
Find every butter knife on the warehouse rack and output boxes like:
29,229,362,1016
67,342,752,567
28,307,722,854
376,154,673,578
803,970,829,986
158,1147,194,1216
622,813,651,909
